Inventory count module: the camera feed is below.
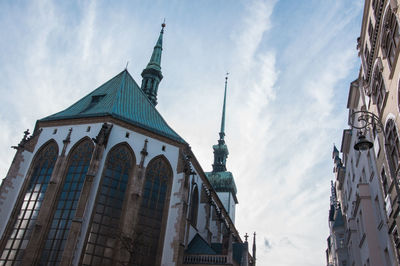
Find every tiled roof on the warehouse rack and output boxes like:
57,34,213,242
40,70,185,143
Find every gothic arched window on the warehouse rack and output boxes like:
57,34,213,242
82,144,134,265
371,66,386,114
134,156,172,266
188,185,199,227
39,139,94,265
0,141,58,264
385,119,400,180
382,7,400,69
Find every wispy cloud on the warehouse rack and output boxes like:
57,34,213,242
264,237,273,251
0,1,363,265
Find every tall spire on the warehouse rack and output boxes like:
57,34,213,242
212,74,230,172
141,21,165,106
219,74,228,143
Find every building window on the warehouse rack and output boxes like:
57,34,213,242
382,7,400,69
133,156,172,266
0,141,58,264
385,119,400,180
364,44,370,68
82,144,134,265
382,167,389,197
81,94,105,113
375,196,383,225
188,185,199,227
371,67,386,114
39,139,94,265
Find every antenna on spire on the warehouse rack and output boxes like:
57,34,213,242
125,61,129,70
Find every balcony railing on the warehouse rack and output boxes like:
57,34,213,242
183,254,228,264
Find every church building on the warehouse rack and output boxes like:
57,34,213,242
0,23,255,266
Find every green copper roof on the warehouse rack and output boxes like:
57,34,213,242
40,70,185,143
205,171,237,202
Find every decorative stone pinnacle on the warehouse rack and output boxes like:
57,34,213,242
139,139,149,168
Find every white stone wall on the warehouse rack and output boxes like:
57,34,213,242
339,82,396,266
216,192,236,224
0,149,34,238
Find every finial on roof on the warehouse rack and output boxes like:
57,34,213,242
244,233,249,242
161,18,166,32
125,61,129,70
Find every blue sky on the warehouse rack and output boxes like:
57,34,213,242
0,0,363,265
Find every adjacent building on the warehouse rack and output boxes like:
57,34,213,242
327,0,400,265
0,23,255,266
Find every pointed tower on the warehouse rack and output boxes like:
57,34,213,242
141,22,165,106
206,75,238,223
212,75,229,172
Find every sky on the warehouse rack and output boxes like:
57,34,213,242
0,0,364,265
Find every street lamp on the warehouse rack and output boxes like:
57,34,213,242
350,110,400,203
349,110,384,151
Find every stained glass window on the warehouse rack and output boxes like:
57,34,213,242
39,139,93,265
82,144,133,265
133,157,172,266
0,141,58,265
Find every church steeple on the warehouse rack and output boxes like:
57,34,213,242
212,75,229,172
141,22,165,106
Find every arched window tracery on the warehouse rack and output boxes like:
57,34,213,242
82,144,134,265
39,139,94,265
189,185,199,227
382,7,400,69
385,119,400,180
133,156,172,266
0,141,58,264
